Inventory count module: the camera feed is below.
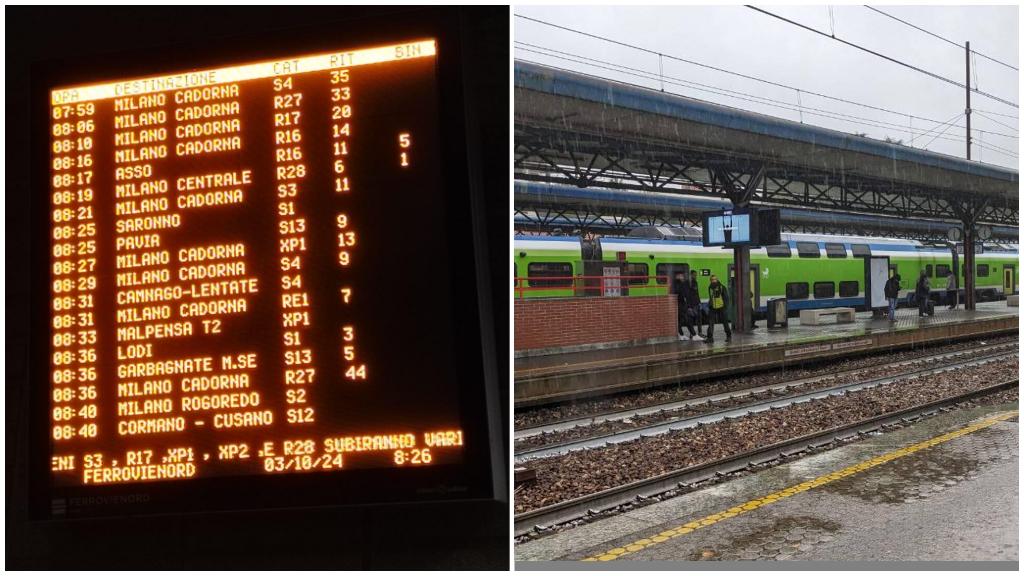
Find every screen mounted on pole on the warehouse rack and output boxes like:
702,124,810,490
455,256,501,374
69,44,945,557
703,211,751,246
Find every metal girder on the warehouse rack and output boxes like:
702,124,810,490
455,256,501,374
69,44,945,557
512,206,1015,242
514,207,701,235
514,125,1019,228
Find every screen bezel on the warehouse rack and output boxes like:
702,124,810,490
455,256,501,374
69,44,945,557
29,7,502,520
702,208,755,247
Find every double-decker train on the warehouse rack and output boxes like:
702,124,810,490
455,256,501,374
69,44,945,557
514,228,1019,313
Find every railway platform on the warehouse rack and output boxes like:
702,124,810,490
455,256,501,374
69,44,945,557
515,301,1019,408
515,402,1019,564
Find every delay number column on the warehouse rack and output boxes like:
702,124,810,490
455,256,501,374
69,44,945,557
329,68,365,382
50,101,100,445
273,75,316,425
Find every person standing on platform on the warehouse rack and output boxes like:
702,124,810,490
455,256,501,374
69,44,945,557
688,270,704,339
915,269,931,317
884,273,901,322
706,274,731,343
946,270,957,310
673,271,695,339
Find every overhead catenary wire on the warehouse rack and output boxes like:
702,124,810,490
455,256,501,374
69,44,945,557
973,111,1019,133
863,5,1020,72
919,113,964,150
746,5,1019,108
972,51,980,91
973,108,1019,120
514,14,1018,137
514,41,1018,141
973,139,1020,158
974,141,1019,159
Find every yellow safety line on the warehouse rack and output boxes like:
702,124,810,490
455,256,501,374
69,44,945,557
583,410,1018,561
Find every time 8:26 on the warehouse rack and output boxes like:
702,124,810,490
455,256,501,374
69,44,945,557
393,448,432,466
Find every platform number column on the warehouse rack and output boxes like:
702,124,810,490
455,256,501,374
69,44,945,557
51,101,100,447
330,68,366,382
273,76,316,425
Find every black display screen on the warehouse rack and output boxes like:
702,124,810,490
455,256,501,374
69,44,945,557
36,29,499,518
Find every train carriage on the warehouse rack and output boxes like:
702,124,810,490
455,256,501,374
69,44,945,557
514,231,1018,313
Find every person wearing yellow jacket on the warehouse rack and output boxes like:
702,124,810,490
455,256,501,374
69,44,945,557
706,275,732,344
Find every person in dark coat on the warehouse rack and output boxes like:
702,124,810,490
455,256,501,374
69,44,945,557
884,273,901,322
915,269,931,317
706,274,731,343
672,272,695,338
687,270,704,338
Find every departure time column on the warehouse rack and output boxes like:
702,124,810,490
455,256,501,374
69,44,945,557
50,100,100,460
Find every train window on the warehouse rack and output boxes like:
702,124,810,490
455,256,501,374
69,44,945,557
766,244,791,258
825,243,847,258
839,281,859,298
977,264,989,277
527,262,573,288
786,282,809,300
925,264,933,277
813,282,835,299
851,244,871,257
935,264,951,277
655,263,688,285
624,263,649,285
796,242,820,258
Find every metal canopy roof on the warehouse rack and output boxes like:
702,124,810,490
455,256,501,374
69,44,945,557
515,61,1019,226
514,180,1019,241
516,180,1019,240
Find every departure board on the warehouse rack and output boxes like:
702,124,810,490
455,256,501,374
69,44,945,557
46,39,472,492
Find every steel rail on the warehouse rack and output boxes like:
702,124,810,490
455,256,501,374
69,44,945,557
514,378,1018,537
515,342,1017,440
515,350,1016,462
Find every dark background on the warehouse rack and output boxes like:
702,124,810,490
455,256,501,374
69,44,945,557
7,6,509,570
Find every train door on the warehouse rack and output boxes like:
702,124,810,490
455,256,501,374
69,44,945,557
1003,265,1016,296
727,263,760,313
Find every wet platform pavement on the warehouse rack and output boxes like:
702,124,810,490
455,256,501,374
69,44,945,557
515,301,1018,406
517,301,1018,371
515,402,1019,563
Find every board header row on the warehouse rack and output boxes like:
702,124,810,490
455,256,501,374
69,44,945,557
51,39,436,104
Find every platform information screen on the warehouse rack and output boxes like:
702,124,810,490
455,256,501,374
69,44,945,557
46,39,471,492
703,211,751,246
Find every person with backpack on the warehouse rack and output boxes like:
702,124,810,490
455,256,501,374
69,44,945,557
915,269,931,317
706,274,731,343
884,273,901,322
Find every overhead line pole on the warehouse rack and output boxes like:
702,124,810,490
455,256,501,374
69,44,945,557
966,41,972,160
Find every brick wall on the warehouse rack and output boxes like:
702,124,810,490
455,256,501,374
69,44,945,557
514,296,678,351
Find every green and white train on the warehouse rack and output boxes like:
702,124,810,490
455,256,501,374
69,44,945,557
514,230,1019,312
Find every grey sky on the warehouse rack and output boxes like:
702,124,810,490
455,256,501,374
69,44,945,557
514,5,1019,170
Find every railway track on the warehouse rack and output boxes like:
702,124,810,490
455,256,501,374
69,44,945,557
514,378,1018,537
514,334,1018,430
516,341,1017,442
515,345,1017,462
